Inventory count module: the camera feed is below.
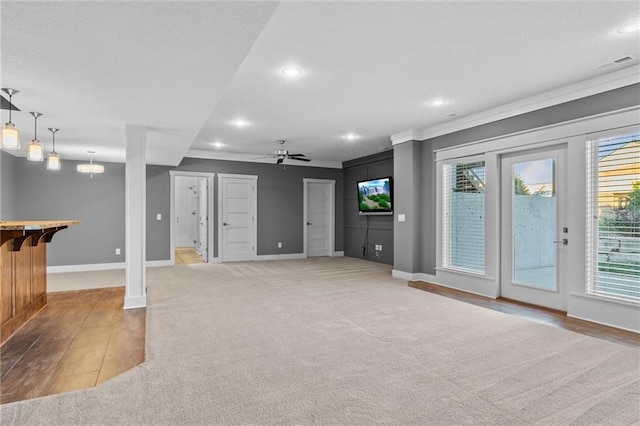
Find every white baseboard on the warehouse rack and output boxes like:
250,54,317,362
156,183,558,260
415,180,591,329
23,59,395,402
392,270,437,281
256,253,307,261
48,260,172,274
211,257,222,264
332,251,344,257
124,295,147,309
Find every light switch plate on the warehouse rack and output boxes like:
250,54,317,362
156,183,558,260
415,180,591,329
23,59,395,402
156,214,162,221
398,214,406,222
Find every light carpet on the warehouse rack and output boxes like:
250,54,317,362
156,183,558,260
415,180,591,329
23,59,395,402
1,257,639,425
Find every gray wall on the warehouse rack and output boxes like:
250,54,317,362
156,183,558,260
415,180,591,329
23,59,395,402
147,165,172,261
1,151,18,220
343,151,393,265
393,141,421,272
175,157,344,257
14,157,126,266
414,83,640,274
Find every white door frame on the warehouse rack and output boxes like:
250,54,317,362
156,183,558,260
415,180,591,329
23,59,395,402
170,171,215,264
218,173,258,262
303,178,336,258
499,145,568,310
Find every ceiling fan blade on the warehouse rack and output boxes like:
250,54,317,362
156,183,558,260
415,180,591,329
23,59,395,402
276,157,284,165
287,153,306,157
290,157,311,162
250,156,275,160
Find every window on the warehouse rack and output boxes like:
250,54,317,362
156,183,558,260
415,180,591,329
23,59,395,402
442,160,486,274
586,129,640,303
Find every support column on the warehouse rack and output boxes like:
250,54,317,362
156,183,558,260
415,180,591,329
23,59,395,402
125,125,146,309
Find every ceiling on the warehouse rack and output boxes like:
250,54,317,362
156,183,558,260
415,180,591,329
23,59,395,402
1,1,639,167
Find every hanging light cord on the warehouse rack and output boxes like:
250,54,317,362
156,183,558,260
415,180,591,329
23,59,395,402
33,114,38,139
52,132,56,151
8,93,13,123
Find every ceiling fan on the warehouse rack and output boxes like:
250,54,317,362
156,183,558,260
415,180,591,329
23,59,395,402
273,148,311,164
255,141,311,164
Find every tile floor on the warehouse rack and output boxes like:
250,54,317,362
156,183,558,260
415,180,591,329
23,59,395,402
0,287,145,404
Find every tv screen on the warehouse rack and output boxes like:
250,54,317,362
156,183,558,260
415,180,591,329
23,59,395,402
357,176,393,215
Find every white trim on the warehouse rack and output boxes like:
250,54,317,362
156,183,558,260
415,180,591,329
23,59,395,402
47,259,173,274
390,129,421,145
256,253,306,261
170,171,215,265
303,178,336,258
417,65,640,141
48,262,125,274
218,174,258,262
435,107,640,161
186,149,343,169
211,257,222,264
392,269,417,281
332,251,344,257
124,295,146,310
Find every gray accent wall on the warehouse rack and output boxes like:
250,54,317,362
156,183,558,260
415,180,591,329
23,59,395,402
174,158,344,257
14,157,126,266
146,165,172,261
393,142,421,272
400,83,640,275
343,151,393,265
1,151,18,220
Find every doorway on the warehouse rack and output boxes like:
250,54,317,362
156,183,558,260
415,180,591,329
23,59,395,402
218,174,257,262
500,146,568,310
303,179,335,257
170,171,215,265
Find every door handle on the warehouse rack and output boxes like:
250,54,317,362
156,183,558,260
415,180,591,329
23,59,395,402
191,212,196,215
307,222,312,225
223,222,229,226
553,239,568,245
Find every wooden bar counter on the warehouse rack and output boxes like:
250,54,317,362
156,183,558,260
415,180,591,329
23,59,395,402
0,220,79,345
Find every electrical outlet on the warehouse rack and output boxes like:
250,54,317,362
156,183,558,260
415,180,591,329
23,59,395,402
375,251,380,258
278,242,282,248
379,245,382,251
115,248,121,255
156,214,162,221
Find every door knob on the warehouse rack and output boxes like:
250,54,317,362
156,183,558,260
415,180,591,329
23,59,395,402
553,238,568,245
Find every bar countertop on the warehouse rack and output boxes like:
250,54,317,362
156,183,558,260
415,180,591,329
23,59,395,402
0,220,81,231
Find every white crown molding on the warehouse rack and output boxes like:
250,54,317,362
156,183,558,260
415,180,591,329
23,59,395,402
186,149,343,169
391,66,640,143
390,129,421,145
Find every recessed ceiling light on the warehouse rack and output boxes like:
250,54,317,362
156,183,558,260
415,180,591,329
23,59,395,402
281,66,303,78
210,141,225,149
427,98,448,107
342,133,359,141
231,119,250,128
618,19,640,34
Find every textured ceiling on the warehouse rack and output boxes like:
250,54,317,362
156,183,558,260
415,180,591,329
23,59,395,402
1,1,639,166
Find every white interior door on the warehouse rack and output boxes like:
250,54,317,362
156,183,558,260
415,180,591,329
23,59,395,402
220,175,256,262
175,177,197,248
306,182,331,257
197,178,208,262
500,146,568,310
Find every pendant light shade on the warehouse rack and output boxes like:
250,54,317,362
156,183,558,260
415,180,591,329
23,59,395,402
46,127,61,171
1,88,21,150
27,112,44,161
77,151,104,178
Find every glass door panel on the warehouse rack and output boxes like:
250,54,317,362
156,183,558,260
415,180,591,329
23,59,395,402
512,158,557,291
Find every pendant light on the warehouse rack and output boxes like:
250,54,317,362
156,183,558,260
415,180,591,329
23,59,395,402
27,112,44,161
46,128,61,171
1,88,21,150
77,150,104,178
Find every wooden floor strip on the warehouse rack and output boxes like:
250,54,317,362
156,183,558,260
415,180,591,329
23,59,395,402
408,281,639,348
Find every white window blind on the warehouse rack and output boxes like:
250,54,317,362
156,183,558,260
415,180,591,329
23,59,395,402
442,160,486,274
586,129,640,303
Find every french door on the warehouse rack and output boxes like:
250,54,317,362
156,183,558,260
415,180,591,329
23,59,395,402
500,146,568,310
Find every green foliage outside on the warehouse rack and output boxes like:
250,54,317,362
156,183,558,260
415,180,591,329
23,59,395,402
514,174,530,195
599,181,640,237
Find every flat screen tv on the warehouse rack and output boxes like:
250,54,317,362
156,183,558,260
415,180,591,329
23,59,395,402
357,176,393,215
